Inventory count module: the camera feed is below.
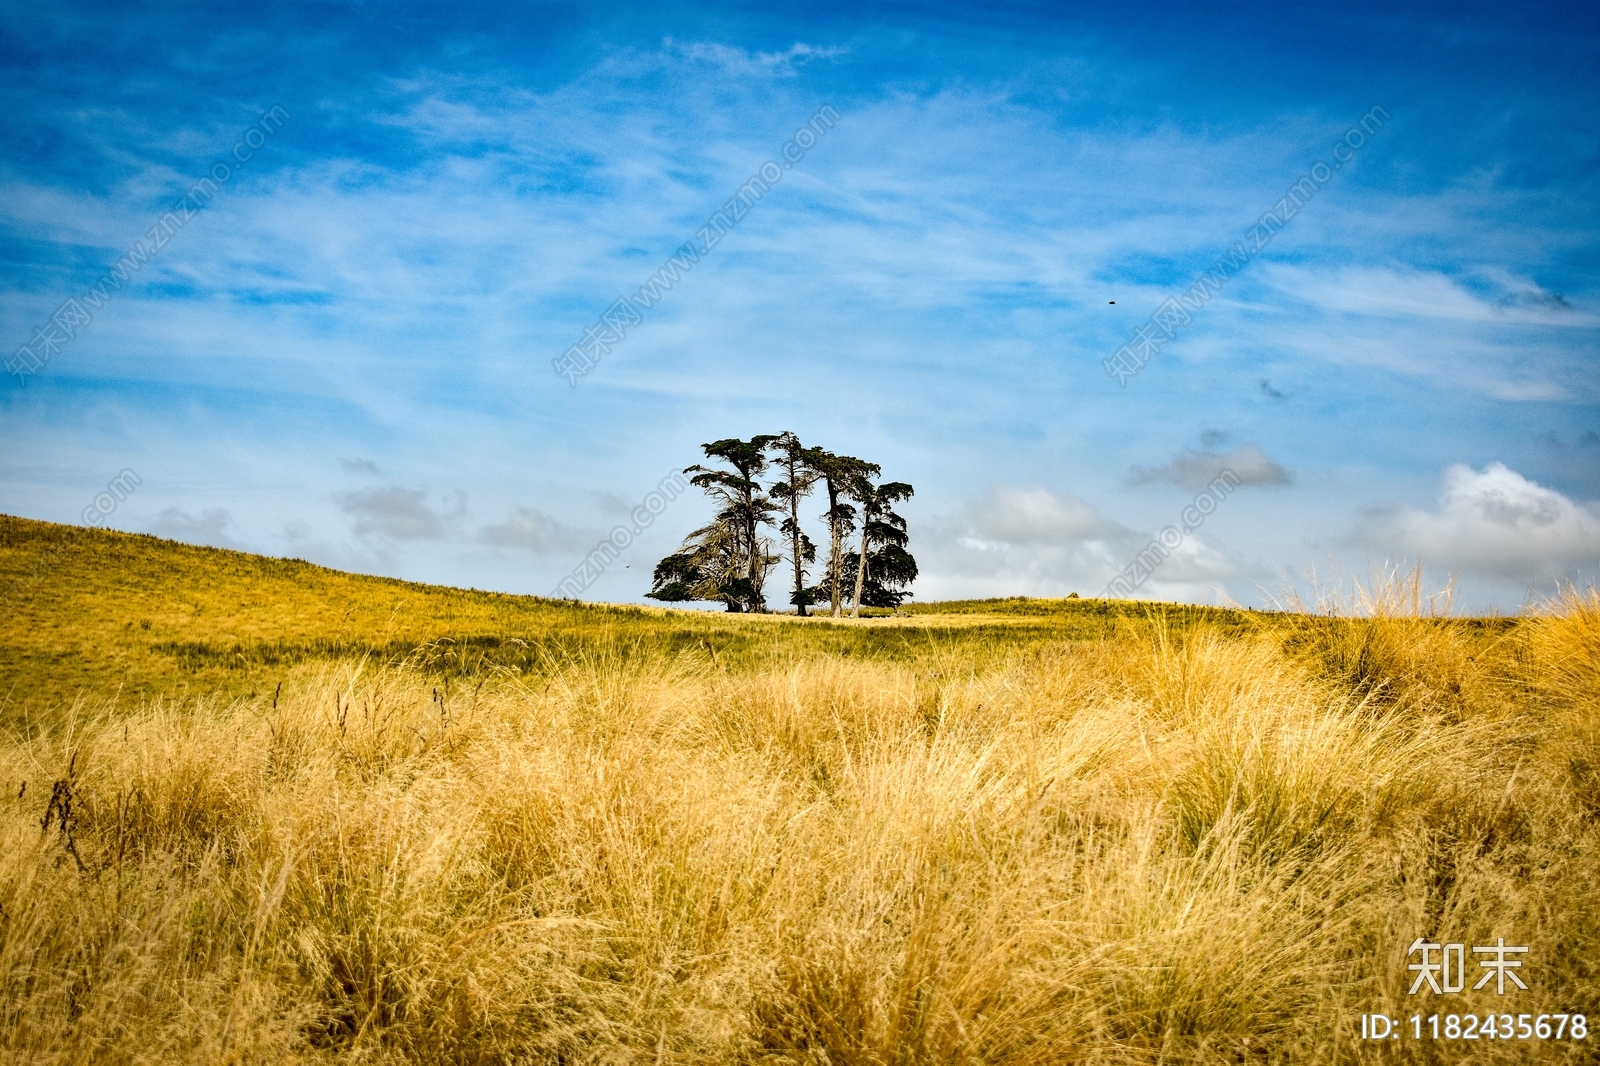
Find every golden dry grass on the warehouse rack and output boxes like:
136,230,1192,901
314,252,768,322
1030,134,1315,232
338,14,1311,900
1,521,1597,1063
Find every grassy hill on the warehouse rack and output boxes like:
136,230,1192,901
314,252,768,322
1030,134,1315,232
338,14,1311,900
0,513,1595,1063
2,513,1254,719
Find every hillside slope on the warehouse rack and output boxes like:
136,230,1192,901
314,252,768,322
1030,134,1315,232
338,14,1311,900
1,514,1231,715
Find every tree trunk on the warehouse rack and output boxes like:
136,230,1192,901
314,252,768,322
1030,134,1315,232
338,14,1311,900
827,481,843,617
850,501,871,619
741,480,761,613
747,512,759,610
790,473,807,616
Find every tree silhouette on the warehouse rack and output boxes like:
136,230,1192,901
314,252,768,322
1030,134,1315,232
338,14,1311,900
646,436,779,611
645,514,754,610
767,432,820,615
647,436,916,616
846,476,915,617
805,449,880,617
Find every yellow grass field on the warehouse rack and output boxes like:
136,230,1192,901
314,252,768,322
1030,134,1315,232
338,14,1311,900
1,514,1596,1063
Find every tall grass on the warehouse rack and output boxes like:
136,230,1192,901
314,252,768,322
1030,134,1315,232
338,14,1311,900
2,589,1597,1063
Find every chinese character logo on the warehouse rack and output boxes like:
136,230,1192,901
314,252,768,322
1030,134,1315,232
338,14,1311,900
1407,937,1529,995
1472,938,1529,994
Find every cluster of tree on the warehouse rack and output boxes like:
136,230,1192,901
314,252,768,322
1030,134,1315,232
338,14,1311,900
646,433,916,615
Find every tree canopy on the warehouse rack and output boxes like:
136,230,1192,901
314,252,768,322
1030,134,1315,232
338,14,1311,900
646,434,916,614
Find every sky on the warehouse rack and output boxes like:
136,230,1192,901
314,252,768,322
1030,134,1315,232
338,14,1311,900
2,0,1597,612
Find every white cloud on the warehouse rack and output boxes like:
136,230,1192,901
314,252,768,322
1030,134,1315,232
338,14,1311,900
1258,264,1593,327
479,507,586,554
667,39,848,77
1242,264,1597,402
1357,463,1600,583
920,485,1240,601
148,507,244,549
959,485,1112,546
337,487,463,541
1130,442,1292,490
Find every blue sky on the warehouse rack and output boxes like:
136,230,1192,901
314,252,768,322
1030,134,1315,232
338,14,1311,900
3,0,1597,611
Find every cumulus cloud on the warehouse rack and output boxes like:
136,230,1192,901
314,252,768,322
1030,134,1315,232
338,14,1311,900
148,507,245,549
921,485,1238,600
1357,463,1600,583
959,485,1112,545
337,487,459,541
479,507,586,554
1129,443,1292,490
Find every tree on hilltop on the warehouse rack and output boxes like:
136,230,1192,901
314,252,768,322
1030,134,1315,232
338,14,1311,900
646,436,779,612
646,435,917,616
845,475,916,617
767,432,820,616
805,449,880,618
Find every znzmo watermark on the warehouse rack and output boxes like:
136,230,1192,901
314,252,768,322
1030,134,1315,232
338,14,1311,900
1104,105,1391,387
8,106,292,385
551,471,690,598
82,468,142,527
1103,470,1240,597
554,105,841,387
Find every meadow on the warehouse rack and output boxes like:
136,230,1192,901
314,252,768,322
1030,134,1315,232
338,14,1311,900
0,514,1595,1063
